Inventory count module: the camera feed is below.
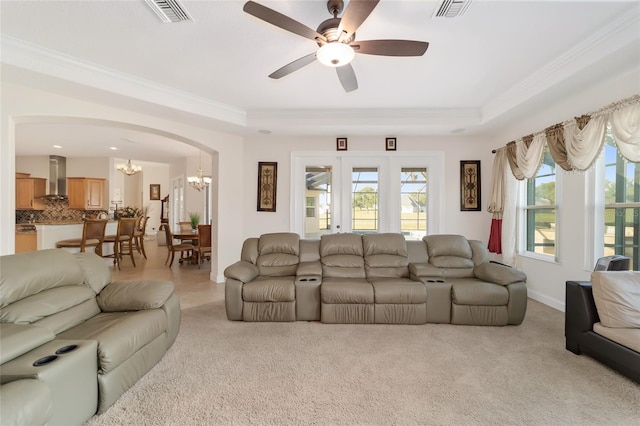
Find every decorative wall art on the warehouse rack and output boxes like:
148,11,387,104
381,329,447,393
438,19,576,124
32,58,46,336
385,137,397,151
460,160,481,211
150,184,161,200
257,162,277,212
336,137,348,151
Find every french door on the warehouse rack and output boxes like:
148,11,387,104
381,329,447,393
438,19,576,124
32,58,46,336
292,152,444,239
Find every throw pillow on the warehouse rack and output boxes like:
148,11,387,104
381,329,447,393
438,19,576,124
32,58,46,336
591,271,640,328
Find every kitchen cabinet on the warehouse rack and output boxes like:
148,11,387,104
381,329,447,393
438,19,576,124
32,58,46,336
68,178,106,210
15,233,37,253
16,177,47,210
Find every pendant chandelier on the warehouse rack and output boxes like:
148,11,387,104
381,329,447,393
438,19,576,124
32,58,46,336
116,159,142,176
188,151,212,191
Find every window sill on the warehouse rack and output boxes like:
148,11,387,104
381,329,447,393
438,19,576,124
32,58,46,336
519,251,559,265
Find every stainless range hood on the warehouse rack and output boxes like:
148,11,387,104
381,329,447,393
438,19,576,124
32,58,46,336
40,155,67,200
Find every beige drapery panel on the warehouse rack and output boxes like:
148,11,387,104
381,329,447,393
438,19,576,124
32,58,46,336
487,148,507,220
564,114,607,171
610,102,640,162
515,133,546,179
545,124,571,171
505,141,525,180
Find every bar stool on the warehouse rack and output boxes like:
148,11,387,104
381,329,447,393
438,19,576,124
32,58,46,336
103,217,138,270
56,219,108,255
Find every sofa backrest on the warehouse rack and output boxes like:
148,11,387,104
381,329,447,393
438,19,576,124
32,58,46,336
256,233,300,276
0,249,103,334
363,234,410,278
320,233,365,278
423,234,476,278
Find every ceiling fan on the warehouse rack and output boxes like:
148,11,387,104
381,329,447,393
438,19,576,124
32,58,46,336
243,0,429,92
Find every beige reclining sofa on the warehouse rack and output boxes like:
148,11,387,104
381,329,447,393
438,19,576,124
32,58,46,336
0,249,181,425
225,233,527,325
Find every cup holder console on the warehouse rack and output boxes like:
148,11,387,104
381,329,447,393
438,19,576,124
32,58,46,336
426,279,445,283
55,345,78,355
33,355,58,367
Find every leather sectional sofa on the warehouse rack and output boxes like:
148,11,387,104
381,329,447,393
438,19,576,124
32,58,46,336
0,249,181,425
225,233,527,325
565,272,640,383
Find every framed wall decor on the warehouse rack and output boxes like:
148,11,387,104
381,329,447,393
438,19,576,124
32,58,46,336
150,184,161,200
336,137,348,151
257,162,277,212
385,137,397,151
460,160,481,211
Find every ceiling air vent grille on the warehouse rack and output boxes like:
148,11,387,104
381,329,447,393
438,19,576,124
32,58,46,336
144,0,193,23
434,0,473,18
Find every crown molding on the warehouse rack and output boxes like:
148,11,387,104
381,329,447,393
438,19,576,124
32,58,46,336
0,36,247,127
482,10,640,123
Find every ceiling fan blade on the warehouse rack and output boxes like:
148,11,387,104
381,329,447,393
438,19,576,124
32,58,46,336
336,64,358,93
269,53,317,79
243,1,326,43
351,40,429,56
338,0,380,42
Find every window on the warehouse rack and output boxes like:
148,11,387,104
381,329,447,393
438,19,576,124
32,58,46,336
352,167,379,234
400,167,427,240
304,166,332,238
603,130,639,270
522,147,557,257
305,197,316,218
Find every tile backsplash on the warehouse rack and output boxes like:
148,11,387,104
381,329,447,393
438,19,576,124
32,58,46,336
16,198,109,223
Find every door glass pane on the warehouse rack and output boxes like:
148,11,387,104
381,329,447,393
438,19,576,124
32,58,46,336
401,167,427,240
352,167,379,234
305,166,332,238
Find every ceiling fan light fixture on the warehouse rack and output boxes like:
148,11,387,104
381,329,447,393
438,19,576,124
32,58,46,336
317,42,355,67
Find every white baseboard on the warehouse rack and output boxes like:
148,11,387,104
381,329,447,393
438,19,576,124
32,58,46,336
528,289,565,313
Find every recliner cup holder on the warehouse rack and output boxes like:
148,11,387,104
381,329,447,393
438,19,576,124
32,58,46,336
426,279,445,283
55,345,78,355
33,355,58,367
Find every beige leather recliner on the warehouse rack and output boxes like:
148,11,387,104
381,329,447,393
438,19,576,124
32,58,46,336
0,249,181,425
225,232,527,326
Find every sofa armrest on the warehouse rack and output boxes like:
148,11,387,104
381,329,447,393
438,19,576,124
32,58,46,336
224,261,259,283
0,324,55,365
474,262,526,285
565,281,600,354
409,263,443,279
97,280,175,312
297,261,322,277
0,379,52,426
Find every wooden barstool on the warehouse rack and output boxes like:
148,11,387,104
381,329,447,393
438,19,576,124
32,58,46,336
103,217,138,270
56,219,108,255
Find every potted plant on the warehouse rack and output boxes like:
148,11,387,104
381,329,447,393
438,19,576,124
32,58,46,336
188,212,200,232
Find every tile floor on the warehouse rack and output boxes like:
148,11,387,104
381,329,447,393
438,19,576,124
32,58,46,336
109,239,224,310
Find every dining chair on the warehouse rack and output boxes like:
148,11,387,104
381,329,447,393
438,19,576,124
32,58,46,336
132,216,149,259
195,224,212,269
163,225,195,267
103,217,138,270
56,219,108,255
179,221,192,233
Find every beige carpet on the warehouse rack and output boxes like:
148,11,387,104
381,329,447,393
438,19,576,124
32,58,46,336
87,299,640,425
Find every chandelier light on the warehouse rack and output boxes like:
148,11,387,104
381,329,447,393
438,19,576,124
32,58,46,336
116,159,142,176
188,151,212,191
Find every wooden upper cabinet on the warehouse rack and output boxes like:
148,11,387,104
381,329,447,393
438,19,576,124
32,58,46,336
67,178,106,210
16,178,47,210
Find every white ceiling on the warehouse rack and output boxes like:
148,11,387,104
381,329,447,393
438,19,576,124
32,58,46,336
2,0,639,161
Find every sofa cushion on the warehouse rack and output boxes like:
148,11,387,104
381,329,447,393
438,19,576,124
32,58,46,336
591,271,640,328
593,322,640,352
363,234,410,278
451,280,509,306
369,279,427,304
0,286,96,324
75,252,112,293
243,277,295,302
321,234,365,278
321,278,373,304
0,249,84,309
0,323,55,364
57,309,167,374
257,233,300,277
424,235,475,269
259,233,300,256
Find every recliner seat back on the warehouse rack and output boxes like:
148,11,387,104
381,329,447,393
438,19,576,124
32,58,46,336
320,233,365,279
256,233,300,277
363,234,410,278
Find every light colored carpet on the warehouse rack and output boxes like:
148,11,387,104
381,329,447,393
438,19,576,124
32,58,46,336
87,299,640,425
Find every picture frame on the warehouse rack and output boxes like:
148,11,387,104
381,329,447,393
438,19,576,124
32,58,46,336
336,137,348,151
460,160,481,211
257,162,277,212
150,184,161,200
385,137,397,151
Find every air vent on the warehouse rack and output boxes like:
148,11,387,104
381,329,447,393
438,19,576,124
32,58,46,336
144,0,193,23
434,0,473,18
